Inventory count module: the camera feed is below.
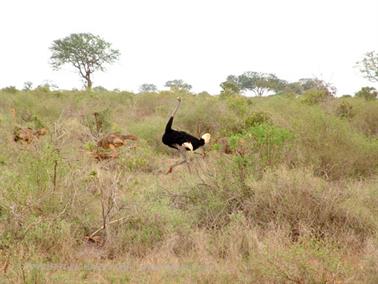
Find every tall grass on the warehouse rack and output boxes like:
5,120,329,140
0,90,377,282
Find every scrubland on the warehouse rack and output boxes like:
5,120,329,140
0,89,377,283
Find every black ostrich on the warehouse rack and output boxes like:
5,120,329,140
162,97,211,173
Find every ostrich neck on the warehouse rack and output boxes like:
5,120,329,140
170,100,181,117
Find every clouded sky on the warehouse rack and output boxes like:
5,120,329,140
1,0,377,95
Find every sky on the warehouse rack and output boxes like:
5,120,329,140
1,0,377,95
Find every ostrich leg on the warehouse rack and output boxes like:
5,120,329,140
167,145,190,174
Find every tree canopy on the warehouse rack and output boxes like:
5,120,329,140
296,78,336,96
220,75,241,96
139,83,158,93
221,72,287,96
357,51,378,83
50,33,120,90
220,73,337,97
165,79,192,91
355,86,378,100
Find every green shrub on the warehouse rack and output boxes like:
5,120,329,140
108,212,168,257
33,84,51,93
82,108,112,136
350,101,378,137
175,165,376,244
252,239,349,283
244,167,376,242
244,111,272,128
259,97,378,179
293,109,378,179
1,86,18,94
227,122,294,171
301,88,331,105
225,95,251,117
127,117,165,152
336,100,354,119
355,86,377,101
117,140,157,172
178,96,243,137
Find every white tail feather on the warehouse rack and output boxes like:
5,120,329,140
201,133,211,144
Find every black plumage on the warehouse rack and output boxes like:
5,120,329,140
162,116,205,151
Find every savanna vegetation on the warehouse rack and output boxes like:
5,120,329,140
0,84,378,283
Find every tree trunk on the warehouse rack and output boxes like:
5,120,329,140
85,72,92,91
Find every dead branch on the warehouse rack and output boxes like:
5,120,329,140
88,216,129,239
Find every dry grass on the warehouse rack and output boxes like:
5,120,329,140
0,90,377,283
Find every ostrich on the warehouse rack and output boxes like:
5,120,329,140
162,97,211,173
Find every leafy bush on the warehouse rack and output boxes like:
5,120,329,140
106,208,171,257
301,88,332,105
174,164,377,250
244,111,272,128
350,100,378,137
227,123,294,172
336,100,354,119
82,108,112,136
117,140,158,172
355,86,377,100
244,167,376,242
33,84,53,93
261,97,378,179
1,86,18,94
177,96,243,137
173,157,251,229
251,239,349,283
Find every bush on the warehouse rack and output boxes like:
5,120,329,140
355,86,377,101
117,140,158,172
244,167,376,242
83,109,112,137
0,143,77,259
261,97,378,179
301,88,332,105
228,123,294,172
175,165,376,244
1,86,18,94
106,208,171,257
244,111,272,128
350,100,378,137
251,239,349,283
33,84,52,93
177,96,244,137
173,158,250,229
336,100,354,119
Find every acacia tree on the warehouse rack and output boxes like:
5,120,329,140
297,78,336,96
355,86,378,100
165,79,192,91
238,72,287,96
139,83,158,93
357,51,378,83
220,75,241,95
221,72,287,96
50,33,120,90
